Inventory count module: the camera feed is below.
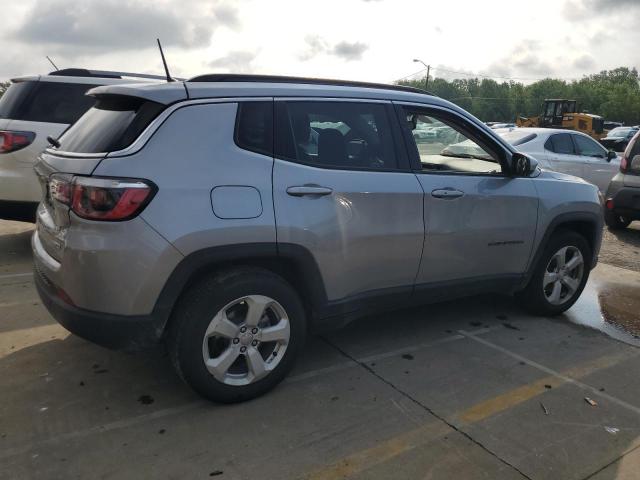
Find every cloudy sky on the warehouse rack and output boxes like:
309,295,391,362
1,0,637,83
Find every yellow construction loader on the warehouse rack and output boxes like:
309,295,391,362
516,99,605,139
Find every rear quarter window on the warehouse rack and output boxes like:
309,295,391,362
0,81,99,124
234,101,273,156
56,95,164,153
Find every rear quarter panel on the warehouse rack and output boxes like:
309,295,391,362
93,102,277,255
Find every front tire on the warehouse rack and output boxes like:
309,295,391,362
168,267,306,403
605,210,631,230
518,231,591,316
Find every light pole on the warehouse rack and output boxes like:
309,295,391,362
413,59,430,90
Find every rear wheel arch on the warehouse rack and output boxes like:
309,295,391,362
151,243,326,338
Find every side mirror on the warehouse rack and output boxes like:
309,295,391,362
607,150,617,162
511,152,537,176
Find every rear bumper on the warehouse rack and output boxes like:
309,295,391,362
34,266,163,351
607,186,640,220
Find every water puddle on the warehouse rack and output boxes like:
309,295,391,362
566,272,640,347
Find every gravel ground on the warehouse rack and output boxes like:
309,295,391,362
598,222,640,273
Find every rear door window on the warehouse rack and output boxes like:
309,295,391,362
0,81,99,124
275,101,397,170
545,134,575,154
57,96,164,153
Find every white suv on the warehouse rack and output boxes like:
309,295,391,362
0,68,163,221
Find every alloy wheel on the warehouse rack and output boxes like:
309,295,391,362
201,295,290,386
543,246,584,306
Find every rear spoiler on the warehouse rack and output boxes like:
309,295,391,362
86,83,188,105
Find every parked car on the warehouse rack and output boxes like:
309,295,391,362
489,122,516,129
604,121,623,131
498,128,619,192
600,126,639,152
33,75,603,402
604,129,640,229
0,68,164,222
443,128,619,191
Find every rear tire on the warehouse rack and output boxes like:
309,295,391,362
167,267,306,403
517,231,591,316
605,210,631,230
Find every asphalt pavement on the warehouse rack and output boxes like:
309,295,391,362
2,220,640,480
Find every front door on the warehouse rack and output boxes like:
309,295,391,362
396,103,538,287
272,99,424,308
545,133,585,179
572,133,619,192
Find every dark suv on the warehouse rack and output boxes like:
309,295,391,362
604,129,640,229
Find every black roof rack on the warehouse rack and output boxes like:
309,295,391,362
49,68,179,81
186,73,433,96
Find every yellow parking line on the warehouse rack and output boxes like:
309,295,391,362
458,348,639,424
304,421,450,480
303,346,639,479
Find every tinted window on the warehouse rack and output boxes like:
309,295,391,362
0,82,35,119
573,134,606,158
57,96,164,153
276,101,397,169
235,102,273,156
545,134,575,154
0,81,99,124
628,134,640,174
402,108,502,175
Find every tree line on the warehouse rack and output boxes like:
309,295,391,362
399,67,640,126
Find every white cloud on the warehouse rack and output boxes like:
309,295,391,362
0,0,636,83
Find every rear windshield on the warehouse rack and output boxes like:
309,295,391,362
499,130,537,146
0,80,99,124
57,96,164,153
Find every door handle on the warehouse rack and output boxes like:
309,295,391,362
286,185,333,197
431,188,464,199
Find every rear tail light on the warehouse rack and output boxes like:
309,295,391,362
49,174,156,221
620,156,628,173
0,130,35,153
606,199,614,210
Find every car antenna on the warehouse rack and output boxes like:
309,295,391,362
46,56,59,71
156,39,174,82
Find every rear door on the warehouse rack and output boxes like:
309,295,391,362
544,133,585,178
572,133,619,191
396,103,538,288
272,98,424,309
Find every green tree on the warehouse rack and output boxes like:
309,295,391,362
398,67,640,125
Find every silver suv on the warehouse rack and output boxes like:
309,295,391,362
32,75,603,402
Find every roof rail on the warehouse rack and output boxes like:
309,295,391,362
186,73,433,96
49,68,183,81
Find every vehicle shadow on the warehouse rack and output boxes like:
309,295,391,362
606,222,640,245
